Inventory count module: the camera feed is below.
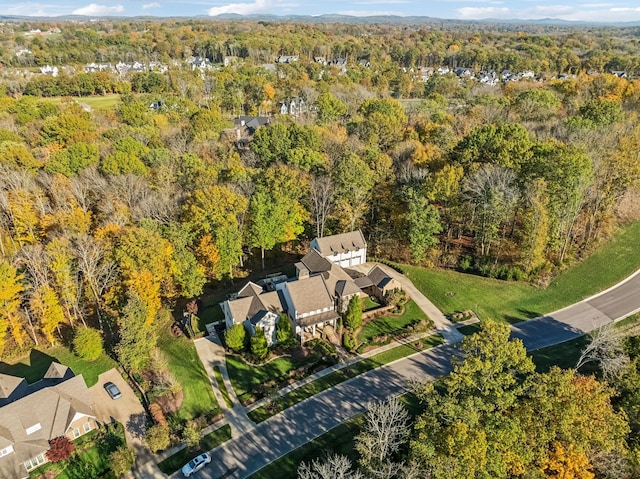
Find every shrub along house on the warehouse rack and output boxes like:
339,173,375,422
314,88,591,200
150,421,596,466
221,231,367,345
0,362,96,479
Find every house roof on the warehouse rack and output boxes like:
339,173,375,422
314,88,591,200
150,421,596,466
367,265,394,289
313,230,366,257
354,276,374,289
285,275,333,315
297,310,340,328
226,283,284,326
0,370,94,478
299,249,332,275
0,375,27,407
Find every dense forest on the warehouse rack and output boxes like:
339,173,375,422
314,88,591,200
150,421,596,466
0,19,638,361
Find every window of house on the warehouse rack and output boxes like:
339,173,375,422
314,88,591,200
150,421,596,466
73,427,82,438
24,453,46,471
0,445,14,457
83,422,92,433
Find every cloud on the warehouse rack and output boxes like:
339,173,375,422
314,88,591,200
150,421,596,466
580,2,613,6
6,2,65,16
143,2,161,8
353,0,409,4
207,0,288,15
456,3,640,21
72,3,124,14
457,6,509,18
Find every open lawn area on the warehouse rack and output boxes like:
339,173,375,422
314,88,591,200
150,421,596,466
405,220,640,323
47,94,121,111
0,346,116,387
226,353,320,404
357,300,427,344
158,336,219,422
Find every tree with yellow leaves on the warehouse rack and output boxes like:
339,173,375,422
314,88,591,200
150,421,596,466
30,285,65,346
0,260,26,355
542,442,594,479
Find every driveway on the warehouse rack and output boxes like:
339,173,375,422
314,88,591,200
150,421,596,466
89,368,147,443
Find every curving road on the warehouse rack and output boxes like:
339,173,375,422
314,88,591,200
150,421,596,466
171,268,640,479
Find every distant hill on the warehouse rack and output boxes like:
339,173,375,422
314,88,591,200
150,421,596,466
0,13,639,27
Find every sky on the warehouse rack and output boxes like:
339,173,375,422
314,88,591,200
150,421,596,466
3,0,640,23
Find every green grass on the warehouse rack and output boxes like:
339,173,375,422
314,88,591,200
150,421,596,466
457,324,482,336
30,422,125,479
361,296,381,311
247,334,444,423
529,336,590,372
0,346,116,387
47,94,121,111
157,425,232,475
405,220,640,323
226,353,320,403
213,366,233,408
158,336,219,422
249,416,364,479
357,300,427,343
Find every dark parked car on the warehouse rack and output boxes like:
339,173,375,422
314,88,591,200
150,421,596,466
104,381,122,400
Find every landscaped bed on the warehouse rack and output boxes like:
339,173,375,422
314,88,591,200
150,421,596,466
29,422,126,479
226,348,323,405
247,333,444,423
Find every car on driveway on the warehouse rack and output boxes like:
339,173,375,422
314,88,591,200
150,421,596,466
104,381,122,400
182,453,211,477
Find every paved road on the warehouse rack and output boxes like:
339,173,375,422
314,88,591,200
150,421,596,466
512,269,640,350
168,268,640,479
186,345,455,479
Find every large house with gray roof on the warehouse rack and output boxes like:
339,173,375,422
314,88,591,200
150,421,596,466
310,230,367,268
0,363,96,479
221,231,370,344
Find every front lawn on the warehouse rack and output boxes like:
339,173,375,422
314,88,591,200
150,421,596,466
357,300,428,344
157,424,232,475
226,353,320,404
405,220,640,323
0,346,116,387
158,336,219,422
248,334,444,423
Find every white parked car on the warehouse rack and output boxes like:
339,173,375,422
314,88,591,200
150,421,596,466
182,453,211,477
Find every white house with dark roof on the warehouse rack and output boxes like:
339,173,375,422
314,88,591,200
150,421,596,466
0,363,96,479
222,231,367,344
310,230,367,268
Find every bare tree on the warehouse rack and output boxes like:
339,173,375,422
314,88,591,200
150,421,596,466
463,164,519,257
309,175,335,238
298,454,364,479
72,235,118,331
355,397,412,479
576,322,630,381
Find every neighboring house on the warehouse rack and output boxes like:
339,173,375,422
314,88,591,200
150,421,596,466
354,265,401,302
223,231,367,344
0,363,96,479
310,230,367,268
276,55,299,64
221,282,285,346
39,65,58,77
233,116,270,135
